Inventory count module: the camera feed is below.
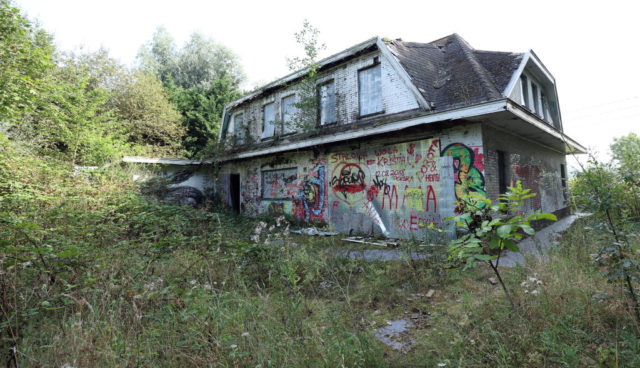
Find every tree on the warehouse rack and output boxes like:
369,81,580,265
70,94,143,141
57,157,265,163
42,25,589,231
286,20,326,133
447,182,557,315
112,71,185,157
137,28,245,157
0,0,54,122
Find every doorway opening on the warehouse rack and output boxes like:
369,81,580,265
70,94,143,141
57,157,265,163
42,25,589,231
230,174,240,214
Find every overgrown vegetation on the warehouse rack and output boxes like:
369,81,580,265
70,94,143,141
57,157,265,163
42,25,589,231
447,181,557,314
571,132,640,324
3,1,640,366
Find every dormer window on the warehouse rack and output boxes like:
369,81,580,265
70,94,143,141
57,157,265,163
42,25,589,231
520,75,530,110
261,102,275,139
359,63,382,116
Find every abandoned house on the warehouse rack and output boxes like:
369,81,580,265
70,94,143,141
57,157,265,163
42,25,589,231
132,34,585,239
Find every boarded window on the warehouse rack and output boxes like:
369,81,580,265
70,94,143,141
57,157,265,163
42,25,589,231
318,81,336,125
261,103,275,139
281,95,296,134
234,113,244,144
262,168,298,199
359,64,382,116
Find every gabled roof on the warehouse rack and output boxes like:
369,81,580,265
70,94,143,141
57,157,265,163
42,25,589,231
384,34,523,111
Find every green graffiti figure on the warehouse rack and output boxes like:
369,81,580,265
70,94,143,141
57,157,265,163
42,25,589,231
441,143,486,199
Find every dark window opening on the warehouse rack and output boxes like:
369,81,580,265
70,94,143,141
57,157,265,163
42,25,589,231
498,150,507,195
230,174,240,214
560,164,568,202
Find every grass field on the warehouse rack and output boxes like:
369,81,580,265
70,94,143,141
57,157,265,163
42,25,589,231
2,145,639,367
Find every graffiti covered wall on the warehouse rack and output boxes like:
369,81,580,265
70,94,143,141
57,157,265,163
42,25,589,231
216,124,485,239
482,126,568,215
328,138,442,238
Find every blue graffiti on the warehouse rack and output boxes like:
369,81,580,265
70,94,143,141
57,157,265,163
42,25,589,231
298,166,326,220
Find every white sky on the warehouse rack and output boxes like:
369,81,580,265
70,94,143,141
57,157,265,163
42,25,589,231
15,0,640,164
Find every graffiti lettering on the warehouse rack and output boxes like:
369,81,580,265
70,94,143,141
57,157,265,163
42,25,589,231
382,184,398,210
331,163,366,199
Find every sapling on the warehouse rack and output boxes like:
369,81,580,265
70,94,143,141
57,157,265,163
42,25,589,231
446,181,557,314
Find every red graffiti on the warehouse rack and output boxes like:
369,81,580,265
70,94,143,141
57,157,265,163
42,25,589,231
425,185,437,212
331,163,366,195
407,143,416,155
473,147,485,172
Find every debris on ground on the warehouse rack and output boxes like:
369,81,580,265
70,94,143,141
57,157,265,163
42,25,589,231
341,236,399,247
488,277,498,285
290,227,339,236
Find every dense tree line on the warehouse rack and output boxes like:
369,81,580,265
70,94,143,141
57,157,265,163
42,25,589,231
1,0,243,164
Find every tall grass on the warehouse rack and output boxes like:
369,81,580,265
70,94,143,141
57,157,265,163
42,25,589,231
2,137,640,366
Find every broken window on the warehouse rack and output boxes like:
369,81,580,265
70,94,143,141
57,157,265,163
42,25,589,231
233,113,244,144
261,102,275,139
318,81,336,125
281,95,296,134
359,64,382,116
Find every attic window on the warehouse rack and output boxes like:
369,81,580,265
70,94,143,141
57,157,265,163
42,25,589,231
318,81,336,125
359,64,382,116
520,75,530,110
261,102,275,139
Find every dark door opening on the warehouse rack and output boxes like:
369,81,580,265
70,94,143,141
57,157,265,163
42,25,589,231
230,174,240,214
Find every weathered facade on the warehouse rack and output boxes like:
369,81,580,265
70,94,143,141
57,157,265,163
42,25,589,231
214,34,584,239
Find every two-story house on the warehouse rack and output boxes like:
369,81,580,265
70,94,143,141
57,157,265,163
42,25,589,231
214,33,584,239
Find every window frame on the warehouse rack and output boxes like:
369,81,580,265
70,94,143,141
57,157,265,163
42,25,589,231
280,94,297,135
357,62,384,118
317,79,337,126
261,102,276,140
233,112,245,145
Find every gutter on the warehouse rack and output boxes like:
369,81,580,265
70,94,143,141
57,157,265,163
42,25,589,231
505,101,586,154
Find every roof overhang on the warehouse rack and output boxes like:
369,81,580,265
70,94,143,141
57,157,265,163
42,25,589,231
122,156,207,165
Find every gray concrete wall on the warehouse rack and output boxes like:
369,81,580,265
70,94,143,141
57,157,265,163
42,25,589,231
482,125,568,215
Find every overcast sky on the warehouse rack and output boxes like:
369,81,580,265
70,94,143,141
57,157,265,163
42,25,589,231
15,0,640,163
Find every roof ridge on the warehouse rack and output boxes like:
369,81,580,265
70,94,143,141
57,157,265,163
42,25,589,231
451,34,503,100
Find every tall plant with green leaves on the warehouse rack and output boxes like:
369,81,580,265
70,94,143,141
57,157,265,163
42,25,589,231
286,20,326,134
571,147,640,323
447,181,557,313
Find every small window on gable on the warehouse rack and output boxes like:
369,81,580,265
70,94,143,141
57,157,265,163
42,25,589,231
520,75,530,109
531,83,540,116
541,92,553,124
281,95,296,134
359,64,382,116
318,81,336,125
234,113,244,144
261,102,275,139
